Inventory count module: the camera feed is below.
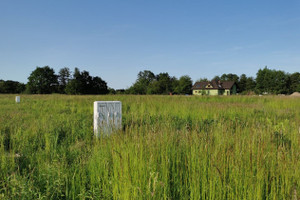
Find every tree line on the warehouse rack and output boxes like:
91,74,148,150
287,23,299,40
1,66,108,94
0,66,300,95
209,67,300,94
122,70,193,95
121,67,300,95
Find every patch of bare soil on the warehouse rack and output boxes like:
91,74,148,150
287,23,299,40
290,92,300,97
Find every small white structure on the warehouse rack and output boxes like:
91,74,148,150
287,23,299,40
15,96,20,103
93,101,122,137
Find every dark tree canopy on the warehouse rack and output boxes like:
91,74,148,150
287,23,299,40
58,67,71,93
256,67,289,94
0,80,25,93
220,73,239,83
91,76,109,94
65,68,108,95
174,75,193,94
127,70,156,94
27,66,58,94
238,74,256,94
289,72,300,93
239,74,247,92
127,71,192,95
196,78,209,82
150,72,174,94
2,65,300,95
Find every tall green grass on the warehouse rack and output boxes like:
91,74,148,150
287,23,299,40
0,94,300,199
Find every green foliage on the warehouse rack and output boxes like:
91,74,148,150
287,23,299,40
220,73,239,83
23,66,108,95
149,72,174,94
1,95,300,199
126,68,297,95
239,74,256,93
256,67,290,94
212,75,221,81
4,66,300,95
65,68,108,95
196,77,209,82
0,80,25,93
289,72,300,93
127,70,156,94
127,70,155,94
200,90,207,95
26,66,58,94
174,75,193,94
128,71,192,95
58,67,71,93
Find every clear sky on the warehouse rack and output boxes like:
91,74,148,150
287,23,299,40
1,0,300,89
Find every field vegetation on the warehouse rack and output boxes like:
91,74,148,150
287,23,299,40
0,94,300,199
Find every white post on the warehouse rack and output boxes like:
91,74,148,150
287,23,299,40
94,101,122,137
16,96,20,103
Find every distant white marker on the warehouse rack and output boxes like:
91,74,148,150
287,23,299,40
16,96,20,103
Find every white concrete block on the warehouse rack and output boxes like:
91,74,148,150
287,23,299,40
16,96,20,103
94,101,122,137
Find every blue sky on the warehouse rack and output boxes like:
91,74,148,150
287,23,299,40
1,0,300,89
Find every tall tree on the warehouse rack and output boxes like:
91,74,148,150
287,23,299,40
0,80,25,93
256,67,268,94
58,67,71,93
150,73,174,94
65,68,108,94
174,75,193,94
272,70,289,94
80,70,94,94
256,67,289,94
220,73,239,82
238,74,256,94
91,76,108,94
239,74,248,93
245,77,256,92
289,72,300,93
27,66,58,94
65,68,81,94
128,70,156,94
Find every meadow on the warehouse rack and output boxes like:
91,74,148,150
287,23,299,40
0,94,300,199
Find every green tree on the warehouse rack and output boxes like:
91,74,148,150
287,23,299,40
65,68,81,94
218,73,240,92
58,67,71,93
272,70,289,94
245,77,256,92
220,73,239,82
127,70,156,94
212,75,221,81
0,80,25,93
27,66,58,94
174,75,193,94
149,73,174,94
91,76,108,94
289,72,300,93
65,68,108,94
239,74,256,93
128,71,179,95
239,74,247,93
256,67,289,94
196,78,209,82
256,67,268,94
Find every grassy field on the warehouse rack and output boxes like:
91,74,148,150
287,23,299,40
0,94,300,199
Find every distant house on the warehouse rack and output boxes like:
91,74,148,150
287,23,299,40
192,80,237,95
